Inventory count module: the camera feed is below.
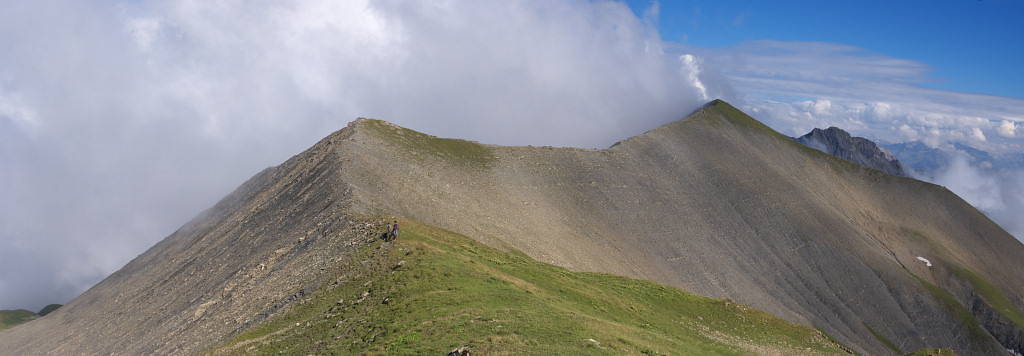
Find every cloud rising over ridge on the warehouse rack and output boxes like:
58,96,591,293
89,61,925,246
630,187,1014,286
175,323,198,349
0,0,724,311
929,153,1024,242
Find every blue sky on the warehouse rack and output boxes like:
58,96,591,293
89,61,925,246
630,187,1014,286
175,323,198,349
626,0,1024,99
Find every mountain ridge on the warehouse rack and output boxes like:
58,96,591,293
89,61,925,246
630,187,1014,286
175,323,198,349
2,100,1022,355
337,100,1023,354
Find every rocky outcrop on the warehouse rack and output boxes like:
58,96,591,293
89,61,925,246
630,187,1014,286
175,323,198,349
447,346,472,356
795,126,910,177
970,296,1024,355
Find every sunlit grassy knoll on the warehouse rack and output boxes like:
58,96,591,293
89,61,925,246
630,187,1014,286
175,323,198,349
0,309,37,330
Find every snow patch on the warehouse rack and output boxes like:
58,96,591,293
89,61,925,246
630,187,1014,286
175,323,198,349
916,256,932,267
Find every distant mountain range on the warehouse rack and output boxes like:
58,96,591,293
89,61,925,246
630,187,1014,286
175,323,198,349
881,141,1024,174
2,100,1021,355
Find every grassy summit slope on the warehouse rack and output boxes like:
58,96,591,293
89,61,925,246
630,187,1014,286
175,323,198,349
208,219,851,355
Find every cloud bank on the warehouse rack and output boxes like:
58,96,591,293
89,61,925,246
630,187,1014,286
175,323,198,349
928,153,1024,241
0,0,722,311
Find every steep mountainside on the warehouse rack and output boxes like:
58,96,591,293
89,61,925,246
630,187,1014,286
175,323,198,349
795,126,910,177
2,100,1022,355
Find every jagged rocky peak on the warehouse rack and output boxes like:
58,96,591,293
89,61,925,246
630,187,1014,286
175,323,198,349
795,126,909,177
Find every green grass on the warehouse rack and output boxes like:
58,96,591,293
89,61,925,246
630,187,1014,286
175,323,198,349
361,119,497,169
206,219,852,355
949,264,1024,331
0,309,38,330
864,323,902,355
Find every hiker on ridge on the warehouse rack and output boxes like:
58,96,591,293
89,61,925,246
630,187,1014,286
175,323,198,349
392,221,399,241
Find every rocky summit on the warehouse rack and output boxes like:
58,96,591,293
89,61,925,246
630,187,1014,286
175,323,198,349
2,100,1022,355
795,126,910,177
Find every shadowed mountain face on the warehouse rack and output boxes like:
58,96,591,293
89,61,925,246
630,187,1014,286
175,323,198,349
795,126,910,177
2,100,1022,355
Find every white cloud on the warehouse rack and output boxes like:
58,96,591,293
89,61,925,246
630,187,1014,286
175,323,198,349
899,124,918,140
998,120,1017,138
970,127,987,142
930,153,1024,241
811,99,832,116
679,54,709,100
935,153,1004,212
